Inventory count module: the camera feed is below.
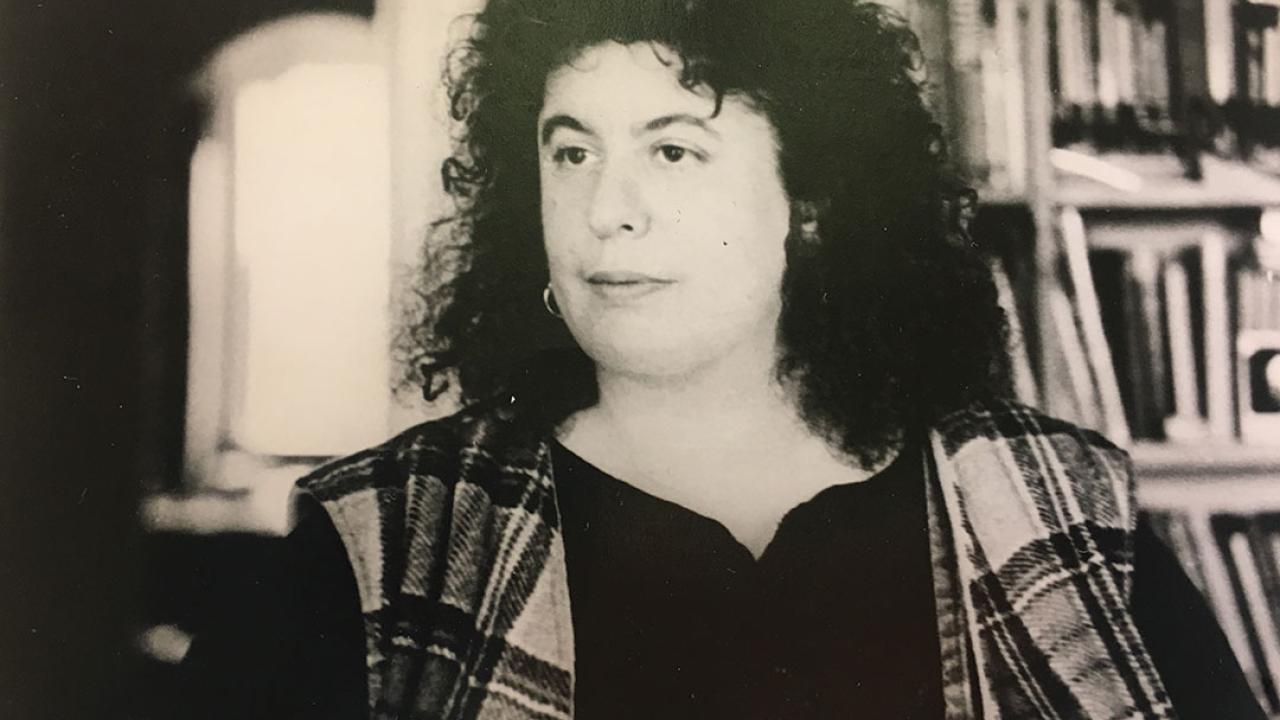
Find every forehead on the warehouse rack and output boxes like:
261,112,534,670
539,42,766,133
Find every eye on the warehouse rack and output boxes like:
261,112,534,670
552,146,590,165
657,144,688,163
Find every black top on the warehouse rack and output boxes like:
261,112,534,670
556,439,943,718
178,442,1265,719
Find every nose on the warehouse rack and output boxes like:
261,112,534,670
587,158,650,240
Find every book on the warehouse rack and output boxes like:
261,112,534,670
1053,0,1098,107
947,0,988,179
1163,258,1208,441
1238,269,1254,332
1199,513,1272,707
1049,287,1102,430
1088,245,1169,440
1145,504,1268,707
1090,249,1139,431
1108,4,1137,106
989,256,1040,406
1218,509,1280,712
1238,267,1280,332
1222,522,1280,708
1061,208,1132,445
1130,247,1168,437
973,0,1029,195
1133,11,1172,111
1201,233,1235,439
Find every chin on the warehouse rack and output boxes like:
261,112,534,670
566,304,778,383
575,330,712,382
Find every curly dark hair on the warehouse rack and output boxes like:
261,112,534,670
402,0,1011,466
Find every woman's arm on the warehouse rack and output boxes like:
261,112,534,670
176,496,367,720
1132,517,1269,719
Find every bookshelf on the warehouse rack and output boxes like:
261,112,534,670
914,0,1280,466
922,1,1280,707
1132,441,1280,480
1055,154,1280,209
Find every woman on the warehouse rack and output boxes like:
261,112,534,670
180,0,1263,717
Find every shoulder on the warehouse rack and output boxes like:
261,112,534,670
931,397,1130,469
288,400,559,623
928,397,1136,527
295,399,546,504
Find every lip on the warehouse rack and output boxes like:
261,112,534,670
585,270,675,301
588,270,674,284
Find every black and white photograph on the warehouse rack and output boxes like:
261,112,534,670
3,0,1280,717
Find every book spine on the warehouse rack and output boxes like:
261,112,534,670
1125,247,1167,438
1228,530,1280,705
1061,208,1131,445
1164,259,1205,440
1050,287,1103,430
996,0,1027,195
990,257,1040,406
948,0,988,179
1202,233,1235,440
1239,268,1257,333
1054,0,1097,106
1095,0,1121,108
1196,514,1270,704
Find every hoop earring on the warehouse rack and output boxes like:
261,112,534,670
542,284,563,319
791,198,825,256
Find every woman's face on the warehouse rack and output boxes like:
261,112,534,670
538,42,792,382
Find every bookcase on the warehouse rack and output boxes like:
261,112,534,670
909,0,1280,711
908,0,1280,460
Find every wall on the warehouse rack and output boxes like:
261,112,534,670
0,2,371,717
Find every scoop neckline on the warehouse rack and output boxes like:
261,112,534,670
548,438,918,561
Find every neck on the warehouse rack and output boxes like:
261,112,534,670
559,339,884,559
581,342,808,456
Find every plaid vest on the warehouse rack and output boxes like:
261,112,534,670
296,399,1175,719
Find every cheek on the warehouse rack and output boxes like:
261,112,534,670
686,186,789,288
541,190,580,270
744,179,792,268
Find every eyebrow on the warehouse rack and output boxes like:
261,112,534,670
538,112,721,146
639,113,720,138
539,114,592,146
